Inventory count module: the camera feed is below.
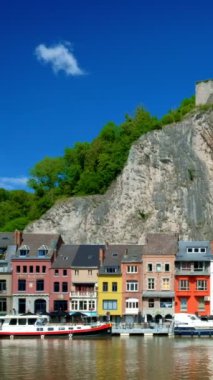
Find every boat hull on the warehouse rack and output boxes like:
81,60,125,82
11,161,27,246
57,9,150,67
0,324,112,339
174,327,213,337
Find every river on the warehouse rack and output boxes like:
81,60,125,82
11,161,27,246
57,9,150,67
0,337,213,380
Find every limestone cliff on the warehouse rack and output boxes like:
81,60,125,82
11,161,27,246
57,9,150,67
25,109,213,244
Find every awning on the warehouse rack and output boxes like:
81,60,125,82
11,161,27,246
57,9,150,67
69,311,97,317
142,291,174,298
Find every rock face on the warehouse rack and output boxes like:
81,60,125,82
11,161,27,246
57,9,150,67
25,109,213,244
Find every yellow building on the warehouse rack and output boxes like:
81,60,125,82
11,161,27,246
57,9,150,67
97,246,124,322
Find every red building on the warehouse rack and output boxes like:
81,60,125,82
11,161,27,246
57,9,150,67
11,232,63,314
175,241,211,316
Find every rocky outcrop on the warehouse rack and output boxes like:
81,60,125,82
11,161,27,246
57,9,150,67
25,109,213,244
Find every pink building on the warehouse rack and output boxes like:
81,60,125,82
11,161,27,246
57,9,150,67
11,232,63,314
142,233,178,322
121,246,143,323
49,245,77,314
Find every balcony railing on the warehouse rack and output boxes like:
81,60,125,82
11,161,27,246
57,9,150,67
175,268,209,275
70,291,97,298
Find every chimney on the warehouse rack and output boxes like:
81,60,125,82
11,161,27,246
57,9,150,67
15,230,23,247
99,248,105,267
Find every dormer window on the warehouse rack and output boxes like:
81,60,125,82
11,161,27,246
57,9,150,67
38,245,48,257
19,245,30,257
187,247,207,254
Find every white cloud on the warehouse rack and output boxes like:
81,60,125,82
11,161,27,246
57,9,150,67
35,42,85,76
0,177,28,190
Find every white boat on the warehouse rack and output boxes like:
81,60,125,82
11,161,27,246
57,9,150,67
0,314,112,339
173,313,213,336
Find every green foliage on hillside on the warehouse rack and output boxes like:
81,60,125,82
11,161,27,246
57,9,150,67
0,96,195,231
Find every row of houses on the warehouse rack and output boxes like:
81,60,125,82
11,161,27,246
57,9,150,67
1,231,213,322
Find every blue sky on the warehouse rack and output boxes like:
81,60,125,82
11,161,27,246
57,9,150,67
0,0,212,190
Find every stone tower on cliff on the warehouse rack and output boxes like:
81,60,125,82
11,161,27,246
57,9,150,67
196,79,213,105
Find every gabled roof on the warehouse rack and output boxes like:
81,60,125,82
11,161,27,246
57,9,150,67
72,245,105,268
15,233,62,259
52,245,78,268
143,233,178,255
103,245,142,265
121,245,143,263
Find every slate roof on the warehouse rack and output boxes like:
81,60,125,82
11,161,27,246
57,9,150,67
72,245,105,268
121,245,143,263
52,245,78,268
176,240,212,261
15,233,62,259
143,233,179,255
0,232,15,248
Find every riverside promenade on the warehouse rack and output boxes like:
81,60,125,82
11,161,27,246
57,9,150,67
111,322,173,337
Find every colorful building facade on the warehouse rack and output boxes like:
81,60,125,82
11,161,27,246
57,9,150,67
175,241,211,316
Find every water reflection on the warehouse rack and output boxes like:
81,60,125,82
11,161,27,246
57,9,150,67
1,337,213,380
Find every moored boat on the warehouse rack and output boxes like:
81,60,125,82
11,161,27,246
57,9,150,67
173,313,213,337
0,314,112,339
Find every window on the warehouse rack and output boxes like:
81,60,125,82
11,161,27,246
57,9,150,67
29,266,33,273
54,300,67,312
79,301,87,310
103,300,117,310
126,300,139,309
162,278,170,290
55,269,59,276
42,266,46,273
103,282,108,292
18,298,26,314
16,266,20,273
88,270,92,275
0,298,6,312
127,265,138,273
179,280,189,290
38,245,48,257
23,266,27,273
89,300,95,310
180,297,187,311
126,281,138,291
156,263,162,272
147,263,153,272
19,245,29,257
112,282,117,292
187,247,207,254
198,297,205,311
194,262,204,272
181,262,191,271
148,298,154,308
147,278,155,290
160,298,172,308
62,282,68,292
0,280,6,292
165,263,170,272
105,267,118,273
36,266,40,273
71,300,78,310
36,280,44,291
18,279,26,291
63,269,67,276
75,270,79,275
196,280,207,290
54,282,60,292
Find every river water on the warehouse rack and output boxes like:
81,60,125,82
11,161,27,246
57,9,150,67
0,337,213,380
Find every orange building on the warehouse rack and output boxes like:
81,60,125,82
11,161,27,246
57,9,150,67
175,241,211,316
